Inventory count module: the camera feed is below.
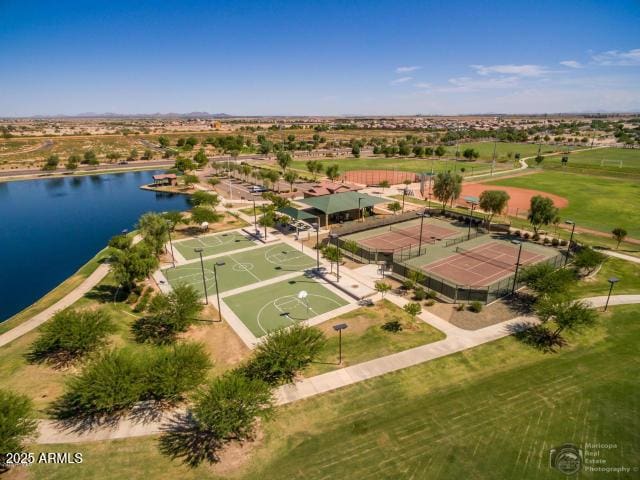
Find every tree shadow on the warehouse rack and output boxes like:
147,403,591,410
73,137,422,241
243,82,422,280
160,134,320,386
84,284,127,303
158,411,223,467
503,292,537,316
507,322,566,353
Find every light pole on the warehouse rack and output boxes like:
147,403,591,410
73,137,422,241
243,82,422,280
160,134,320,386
194,247,209,304
467,201,477,240
213,261,225,321
252,195,258,234
333,323,348,364
358,197,363,222
511,240,523,294
564,220,576,266
416,209,429,254
329,233,340,281
604,277,619,312
314,218,320,270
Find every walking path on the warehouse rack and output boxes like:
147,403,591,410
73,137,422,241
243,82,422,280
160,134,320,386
34,292,640,444
0,264,110,348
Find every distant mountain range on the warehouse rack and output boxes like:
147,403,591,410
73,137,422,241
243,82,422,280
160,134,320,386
24,112,233,119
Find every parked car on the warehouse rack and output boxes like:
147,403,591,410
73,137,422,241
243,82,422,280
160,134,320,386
249,185,267,193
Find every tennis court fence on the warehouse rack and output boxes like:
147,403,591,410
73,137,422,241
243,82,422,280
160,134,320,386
390,248,565,304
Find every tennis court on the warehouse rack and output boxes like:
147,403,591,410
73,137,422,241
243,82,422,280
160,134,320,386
163,243,316,297
356,220,460,252
174,230,256,260
416,241,547,287
224,276,350,337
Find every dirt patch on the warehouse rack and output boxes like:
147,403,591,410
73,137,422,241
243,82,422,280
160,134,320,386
205,421,264,476
181,307,251,374
429,297,532,330
460,182,569,216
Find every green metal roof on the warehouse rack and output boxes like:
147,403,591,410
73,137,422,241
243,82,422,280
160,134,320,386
277,206,318,221
298,192,386,215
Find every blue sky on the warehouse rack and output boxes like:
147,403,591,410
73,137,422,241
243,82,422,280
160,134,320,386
1,0,639,116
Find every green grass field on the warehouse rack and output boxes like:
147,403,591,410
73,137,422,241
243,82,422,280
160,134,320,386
541,147,640,176
487,171,640,238
173,230,256,260
163,243,316,297
224,275,349,337
26,305,640,479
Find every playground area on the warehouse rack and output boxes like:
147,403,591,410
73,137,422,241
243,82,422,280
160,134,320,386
173,230,256,260
224,275,350,337
163,243,316,297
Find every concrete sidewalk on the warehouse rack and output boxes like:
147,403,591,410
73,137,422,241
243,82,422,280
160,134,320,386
0,264,110,348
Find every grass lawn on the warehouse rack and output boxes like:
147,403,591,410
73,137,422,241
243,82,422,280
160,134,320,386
290,156,509,175
542,147,640,176
0,248,111,334
487,171,640,238
305,299,445,376
568,257,640,298
224,276,349,337
25,304,640,479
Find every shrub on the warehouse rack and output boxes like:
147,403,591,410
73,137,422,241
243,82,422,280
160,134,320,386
403,279,415,291
455,303,465,311
523,232,531,240
532,232,540,241
403,302,422,318
424,299,435,306
0,390,38,465
514,230,521,237
381,320,403,332
468,301,483,313
191,371,272,440
551,238,560,247
413,287,426,301
242,325,326,385
426,290,437,300
28,309,115,366
560,239,568,246
543,237,551,245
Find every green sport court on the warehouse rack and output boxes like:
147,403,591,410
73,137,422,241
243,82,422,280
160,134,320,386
224,275,349,337
163,243,316,297
173,230,256,260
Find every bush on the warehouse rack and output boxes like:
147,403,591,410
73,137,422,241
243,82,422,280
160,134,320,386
242,325,326,385
532,232,540,241
413,287,426,301
424,299,435,306
560,239,568,246
28,309,115,366
455,303,465,311
403,279,415,290
426,290,437,300
551,238,560,247
191,370,272,440
514,230,521,237
543,237,551,245
0,390,38,466
381,320,403,332
52,344,210,419
468,301,483,313
523,232,531,240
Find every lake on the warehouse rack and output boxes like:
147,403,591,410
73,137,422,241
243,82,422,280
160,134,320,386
0,170,189,322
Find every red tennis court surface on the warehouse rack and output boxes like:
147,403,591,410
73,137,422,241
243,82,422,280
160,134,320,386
358,223,459,252
418,241,547,287
343,170,418,186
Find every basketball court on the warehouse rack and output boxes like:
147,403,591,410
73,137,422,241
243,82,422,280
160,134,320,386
163,243,316,297
223,275,349,337
173,230,256,260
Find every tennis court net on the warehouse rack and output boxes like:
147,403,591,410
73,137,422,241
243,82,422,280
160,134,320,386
455,246,516,270
389,225,437,243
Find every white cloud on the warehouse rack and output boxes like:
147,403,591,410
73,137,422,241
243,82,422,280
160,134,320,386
470,64,549,77
437,75,520,92
414,82,431,89
396,66,421,73
560,60,582,68
591,48,640,66
390,76,412,85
